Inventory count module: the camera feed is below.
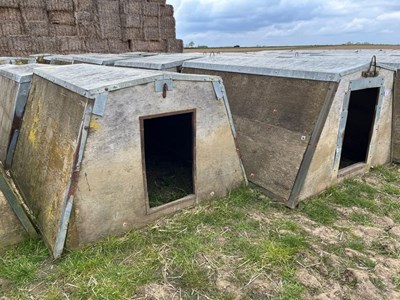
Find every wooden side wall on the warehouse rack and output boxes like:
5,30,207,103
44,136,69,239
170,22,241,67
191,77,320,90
183,68,331,201
393,72,400,162
0,75,18,164
11,75,87,253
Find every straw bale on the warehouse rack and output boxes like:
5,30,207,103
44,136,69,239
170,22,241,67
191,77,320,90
144,26,160,41
46,0,74,11
24,21,50,36
143,2,159,16
49,24,77,36
97,0,120,14
59,36,86,52
0,0,20,8
0,22,22,35
160,4,173,16
20,7,48,21
48,11,75,25
121,14,142,28
143,16,158,28
73,0,94,11
130,39,166,51
76,11,98,37
122,27,142,41
160,16,174,28
0,36,9,55
98,18,121,39
120,1,143,14
35,36,59,52
167,38,183,52
8,36,34,56
147,0,165,4
19,0,45,8
85,38,109,52
161,28,175,39
0,7,21,21
107,38,130,52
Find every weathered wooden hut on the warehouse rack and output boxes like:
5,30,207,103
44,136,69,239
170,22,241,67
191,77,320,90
183,55,395,207
11,64,245,258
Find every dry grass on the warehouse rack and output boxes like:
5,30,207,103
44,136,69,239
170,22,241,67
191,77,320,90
1,165,400,299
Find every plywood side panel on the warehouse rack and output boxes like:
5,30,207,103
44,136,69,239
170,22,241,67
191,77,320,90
69,81,243,247
183,68,331,200
0,76,18,164
11,76,87,253
393,72,400,162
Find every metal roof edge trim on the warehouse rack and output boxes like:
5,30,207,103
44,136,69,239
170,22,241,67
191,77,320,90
0,68,32,83
115,60,183,70
33,69,223,99
183,61,345,82
377,63,399,72
338,63,371,77
183,61,377,82
33,68,92,98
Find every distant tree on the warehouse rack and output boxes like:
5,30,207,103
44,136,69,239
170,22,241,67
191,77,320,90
188,41,195,48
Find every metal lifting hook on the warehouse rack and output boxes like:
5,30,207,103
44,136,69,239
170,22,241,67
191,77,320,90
362,55,379,78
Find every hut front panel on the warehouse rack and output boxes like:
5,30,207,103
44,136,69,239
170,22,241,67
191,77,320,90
0,191,26,249
299,68,394,201
0,75,18,164
11,76,87,252
71,80,244,247
393,72,400,162
183,68,331,200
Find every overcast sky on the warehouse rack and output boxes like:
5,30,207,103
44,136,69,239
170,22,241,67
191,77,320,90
166,0,400,47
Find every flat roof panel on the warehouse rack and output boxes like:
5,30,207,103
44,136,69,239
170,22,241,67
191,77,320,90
0,64,51,83
115,53,205,70
183,55,371,81
33,64,222,97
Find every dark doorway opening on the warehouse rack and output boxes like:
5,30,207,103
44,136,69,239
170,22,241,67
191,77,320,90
339,88,379,169
142,111,195,208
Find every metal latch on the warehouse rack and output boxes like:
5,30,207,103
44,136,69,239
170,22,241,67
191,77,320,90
155,79,173,94
362,56,379,78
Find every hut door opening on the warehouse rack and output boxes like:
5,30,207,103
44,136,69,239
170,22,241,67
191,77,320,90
339,88,379,169
142,111,195,208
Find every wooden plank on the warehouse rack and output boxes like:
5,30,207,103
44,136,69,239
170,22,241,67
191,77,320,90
287,82,338,208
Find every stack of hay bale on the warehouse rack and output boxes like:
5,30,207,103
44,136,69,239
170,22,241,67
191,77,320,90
0,0,183,56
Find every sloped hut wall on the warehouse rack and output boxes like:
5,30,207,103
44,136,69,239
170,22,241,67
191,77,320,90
0,75,18,164
299,68,394,201
0,0,183,56
183,68,336,202
11,75,88,253
67,80,244,248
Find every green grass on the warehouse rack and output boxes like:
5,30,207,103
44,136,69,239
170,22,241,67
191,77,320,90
349,212,374,226
1,166,400,299
299,197,339,225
